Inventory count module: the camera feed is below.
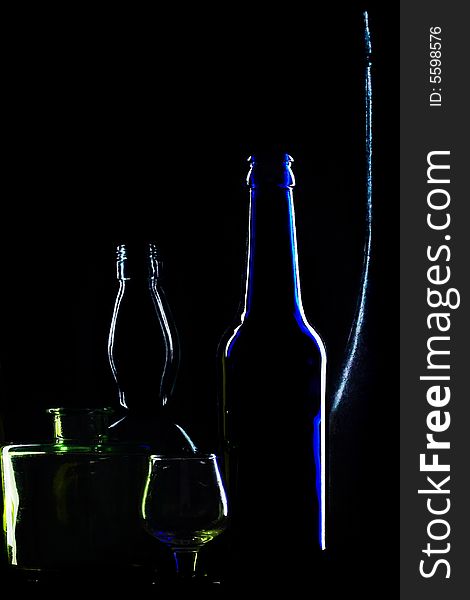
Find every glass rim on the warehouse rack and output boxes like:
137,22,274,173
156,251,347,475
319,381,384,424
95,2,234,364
46,407,114,415
149,453,217,461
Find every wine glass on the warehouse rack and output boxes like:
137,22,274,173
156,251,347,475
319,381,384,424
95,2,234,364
142,453,229,581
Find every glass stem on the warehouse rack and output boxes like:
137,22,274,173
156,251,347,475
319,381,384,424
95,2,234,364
173,549,199,579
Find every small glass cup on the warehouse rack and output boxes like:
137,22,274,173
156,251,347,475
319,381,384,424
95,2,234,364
141,453,229,580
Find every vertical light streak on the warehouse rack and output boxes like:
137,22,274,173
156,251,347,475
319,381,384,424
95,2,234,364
2,446,19,565
332,11,373,414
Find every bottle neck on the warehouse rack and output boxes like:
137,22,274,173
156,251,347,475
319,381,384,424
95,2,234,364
116,242,161,281
48,408,112,445
244,183,301,319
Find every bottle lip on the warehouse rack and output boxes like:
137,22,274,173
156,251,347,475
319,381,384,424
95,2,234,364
115,242,161,280
248,152,294,165
47,407,114,445
247,152,295,189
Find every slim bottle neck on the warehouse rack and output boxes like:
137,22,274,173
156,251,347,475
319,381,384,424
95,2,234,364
243,182,302,320
244,152,301,318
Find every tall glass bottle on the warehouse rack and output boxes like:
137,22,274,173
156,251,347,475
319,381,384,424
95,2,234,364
218,152,327,587
107,242,196,453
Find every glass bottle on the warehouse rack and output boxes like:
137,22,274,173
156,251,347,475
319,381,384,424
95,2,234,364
1,407,151,583
107,242,196,454
217,152,327,588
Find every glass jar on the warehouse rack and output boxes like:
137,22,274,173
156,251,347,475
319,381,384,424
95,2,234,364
1,407,161,584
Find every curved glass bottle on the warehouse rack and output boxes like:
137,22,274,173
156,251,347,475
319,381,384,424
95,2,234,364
107,242,196,454
219,152,327,585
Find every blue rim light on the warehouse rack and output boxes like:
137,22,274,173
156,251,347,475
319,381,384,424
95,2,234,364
288,188,327,551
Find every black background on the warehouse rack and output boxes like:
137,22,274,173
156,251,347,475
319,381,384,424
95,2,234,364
1,3,398,596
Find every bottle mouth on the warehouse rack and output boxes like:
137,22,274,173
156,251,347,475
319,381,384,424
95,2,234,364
47,407,114,444
247,152,295,189
248,152,293,165
115,242,161,280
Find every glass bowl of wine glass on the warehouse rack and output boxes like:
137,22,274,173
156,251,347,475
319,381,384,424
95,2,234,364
141,453,229,583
